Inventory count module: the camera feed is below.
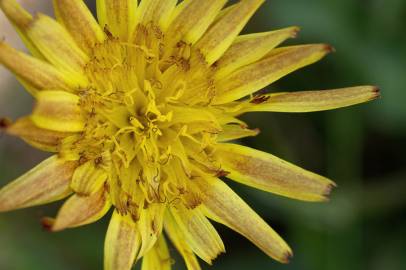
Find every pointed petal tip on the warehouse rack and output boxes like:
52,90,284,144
310,43,336,54
0,117,12,129
289,26,301,38
209,245,227,264
280,249,294,264
41,217,55,232
268,241,293,264
324,44,336,53
371,86,381,100
321,182,337,201
0,0,32,28
206,250,226,266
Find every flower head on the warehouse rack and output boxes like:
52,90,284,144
0,0,379,269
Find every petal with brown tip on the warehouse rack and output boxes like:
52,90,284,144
197,177,293,263
240,86,381,113
216,143,336,202
213,44,333,104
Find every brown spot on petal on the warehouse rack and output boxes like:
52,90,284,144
104,182,111,193
143,200,150,210
216,170,230,178
151,219,157,233
250,95,270,104
104,26,114,39
94,156,103,166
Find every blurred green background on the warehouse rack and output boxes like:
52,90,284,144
1,0,406,269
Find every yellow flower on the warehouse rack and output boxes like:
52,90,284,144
0,0,379,269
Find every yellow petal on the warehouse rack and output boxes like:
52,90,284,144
213,44,333,104
137,203,166,259
164,210,201,270
26,13,89,81
52,186,111,231
215,27,300,79
165,0,227,44
0,156,77,212
197,177,292,263
141,234,172,270
0,0,44,58
168,105,220,128
53,0,105,53
196,0,264,65
31,90,84,132
104,211,141,270
213,3,237,24
100,105,131,129
0,42,77,92
136,0,177,29
0,0,31,32
70,160,108,196
240,86,381,113
217,124,259,142
159,130,191,175
169,205,225,264
210,109,246,126
216,143,336,202
6,117,70,152
97,0,137,40
96,0,106,27
15,75,38,96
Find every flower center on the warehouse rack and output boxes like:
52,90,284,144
59,24,224,218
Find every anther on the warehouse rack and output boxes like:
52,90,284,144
250,95,271,104
79,155,88,165
94,156,103,166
